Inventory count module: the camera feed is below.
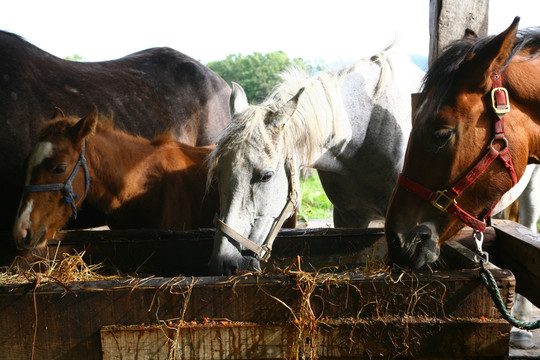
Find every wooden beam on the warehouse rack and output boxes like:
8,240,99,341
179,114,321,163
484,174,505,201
429,0,489,66
102,320,511,360
491,219,540,308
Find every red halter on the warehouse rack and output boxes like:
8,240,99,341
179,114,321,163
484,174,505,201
397,72,518,232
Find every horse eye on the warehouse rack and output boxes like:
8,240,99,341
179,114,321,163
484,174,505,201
260,171,274,183
432,129,454,147
53,164,68,175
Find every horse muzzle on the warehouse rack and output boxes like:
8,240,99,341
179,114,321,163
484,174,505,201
209,233,262,276
209,251,261,276
14,224,47,251
385,224,440,269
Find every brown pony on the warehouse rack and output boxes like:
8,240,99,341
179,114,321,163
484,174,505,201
385,17,540,268
0,31,231,231
13,107,219,250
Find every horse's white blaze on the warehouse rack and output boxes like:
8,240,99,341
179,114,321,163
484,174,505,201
13,141,55,237
13,199,33,239
25,141,55,186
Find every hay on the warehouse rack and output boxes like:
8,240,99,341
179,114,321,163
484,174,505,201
0,246,118,286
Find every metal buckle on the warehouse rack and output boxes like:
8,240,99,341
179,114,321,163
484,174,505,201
431,190,457,213
491,87,510,116
260,245,271,262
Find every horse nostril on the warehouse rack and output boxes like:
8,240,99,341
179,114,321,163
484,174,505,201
224,264,238,276
15,227,32,250
247,257,261,272
385,230,401,249
414,225,433,244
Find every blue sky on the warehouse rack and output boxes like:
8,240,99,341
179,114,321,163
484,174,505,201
1,1,539,66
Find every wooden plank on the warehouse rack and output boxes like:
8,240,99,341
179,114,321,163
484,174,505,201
428,0,489,66
0,227,387,276
0,267,513,360
102,320,510,360
0,227,493,276
0,227,517,358
491,219,540,308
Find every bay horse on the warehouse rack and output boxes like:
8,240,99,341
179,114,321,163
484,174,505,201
384,17,540,347
12,107,219,250
0,30,231,231
208,47,424,275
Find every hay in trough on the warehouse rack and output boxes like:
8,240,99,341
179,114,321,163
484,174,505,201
0,246,118,286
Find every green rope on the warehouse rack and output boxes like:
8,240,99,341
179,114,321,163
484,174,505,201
479,262,540,330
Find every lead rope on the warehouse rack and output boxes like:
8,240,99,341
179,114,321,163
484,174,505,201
474,230,540,330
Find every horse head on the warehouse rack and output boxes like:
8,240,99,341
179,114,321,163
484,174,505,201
208,83,302,275
13,107,97,250
385,17,539,268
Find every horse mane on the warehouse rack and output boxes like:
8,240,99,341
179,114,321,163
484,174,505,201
208,47,398,188
418,27,540,119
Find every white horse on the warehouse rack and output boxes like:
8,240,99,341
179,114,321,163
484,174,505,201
208,48,425,275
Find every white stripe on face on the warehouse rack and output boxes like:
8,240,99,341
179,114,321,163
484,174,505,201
25,141,55,186
13,199,33,240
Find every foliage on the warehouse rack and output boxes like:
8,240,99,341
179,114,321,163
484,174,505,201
208,51,325,103
298,171,333,221
65,54,85,61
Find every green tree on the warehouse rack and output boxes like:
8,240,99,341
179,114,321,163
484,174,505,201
208,51,324,103
65,54,85,61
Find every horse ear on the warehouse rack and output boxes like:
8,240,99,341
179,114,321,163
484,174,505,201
229,82,249,116
52,107,66,120
71,105,98,141
266,87,305,130
465,17,520,87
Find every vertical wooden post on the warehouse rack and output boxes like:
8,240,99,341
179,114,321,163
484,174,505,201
429,0,489,66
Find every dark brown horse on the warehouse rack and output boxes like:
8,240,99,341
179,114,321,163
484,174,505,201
13,107,220,250
0,30,231,230
385,17,539,268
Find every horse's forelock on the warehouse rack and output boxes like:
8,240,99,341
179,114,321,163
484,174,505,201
207,106,266,189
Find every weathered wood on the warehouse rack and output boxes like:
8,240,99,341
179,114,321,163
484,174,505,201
491,219,540,308
102,320,511,360
0,229,515,359
0,227,386,276
0,266,513,360
429,0,489,66
0,227,493,276
0,227,517,359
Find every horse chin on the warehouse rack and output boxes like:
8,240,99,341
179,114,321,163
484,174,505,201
386,224,441,269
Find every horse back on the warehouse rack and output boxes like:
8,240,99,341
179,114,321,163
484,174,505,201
0,31,230,230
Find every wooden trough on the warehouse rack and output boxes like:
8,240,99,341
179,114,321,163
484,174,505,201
0,219,536,359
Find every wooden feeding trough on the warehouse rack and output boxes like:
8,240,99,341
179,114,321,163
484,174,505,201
0,220,534,359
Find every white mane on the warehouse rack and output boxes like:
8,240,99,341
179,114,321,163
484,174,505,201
208,48,397,183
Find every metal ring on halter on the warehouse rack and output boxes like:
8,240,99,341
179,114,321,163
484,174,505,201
489,137,509,150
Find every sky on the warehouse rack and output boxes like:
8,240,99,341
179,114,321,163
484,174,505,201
1,0,540,67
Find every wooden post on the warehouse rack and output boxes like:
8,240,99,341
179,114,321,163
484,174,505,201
429,0,489,66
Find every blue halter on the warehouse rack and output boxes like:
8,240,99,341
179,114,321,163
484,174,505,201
24,141,91,219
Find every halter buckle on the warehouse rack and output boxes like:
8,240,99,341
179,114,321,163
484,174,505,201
431,190,457,213
260,245,272,262
491,87,510,117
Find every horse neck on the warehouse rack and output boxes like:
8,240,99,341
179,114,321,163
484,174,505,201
84,128,155,209
505,56,540,163
282,74,352,168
